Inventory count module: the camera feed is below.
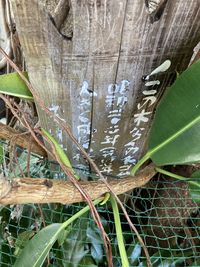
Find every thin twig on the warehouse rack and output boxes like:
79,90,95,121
26,134,31,177
0,94,53,159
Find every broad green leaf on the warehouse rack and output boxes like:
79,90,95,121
13,198,102,267
188,170,200,203
14,230,35,256
14,224,62,267
0,72,33,100
148,60,200,165
57,225,72,246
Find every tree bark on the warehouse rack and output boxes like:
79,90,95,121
0,164,155,204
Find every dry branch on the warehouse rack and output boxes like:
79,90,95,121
0,164,155,205
0,123,46,157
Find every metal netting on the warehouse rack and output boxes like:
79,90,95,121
0,140,200,267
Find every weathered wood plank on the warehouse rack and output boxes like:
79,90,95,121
10,0,200,177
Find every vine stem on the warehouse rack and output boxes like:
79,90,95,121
110,195,129,267
155,167,187,181
130,153,151,176
156,167,200,188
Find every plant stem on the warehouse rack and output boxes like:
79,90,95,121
60,197,103,230
110,195,129,267
130,153,150,176
156,167,200,188
155,167,187,181
41,128,80,180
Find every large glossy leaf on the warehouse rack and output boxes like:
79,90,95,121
0,72,33,100
13,198,102,267
148,60,200,165
14,230,35,256
14,224,62,267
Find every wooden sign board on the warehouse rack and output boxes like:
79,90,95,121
11,0,200,176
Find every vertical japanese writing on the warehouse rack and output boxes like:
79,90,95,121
99,80,130,174
49,104,64,148
77,81,91,149
119,60,171,176
119,88,157,176
74,81,97,163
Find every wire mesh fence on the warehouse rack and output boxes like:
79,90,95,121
0,140,199,266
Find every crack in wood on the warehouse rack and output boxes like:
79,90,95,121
49,13,72,40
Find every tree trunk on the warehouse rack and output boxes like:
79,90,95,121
10,0,200,176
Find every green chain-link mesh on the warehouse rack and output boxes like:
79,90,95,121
0,141,199,266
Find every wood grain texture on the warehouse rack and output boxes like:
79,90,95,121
10,0,200,176
0,164,155,204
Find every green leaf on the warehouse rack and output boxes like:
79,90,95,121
41,128,80,180
86,225,104,264
79,256,97,267
13,198,102,267
60,219,89,267
0,72,33,100
191,170,200,178
14,224,62,267
14,230,35,256
57,225,72,246
148,60,200,165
